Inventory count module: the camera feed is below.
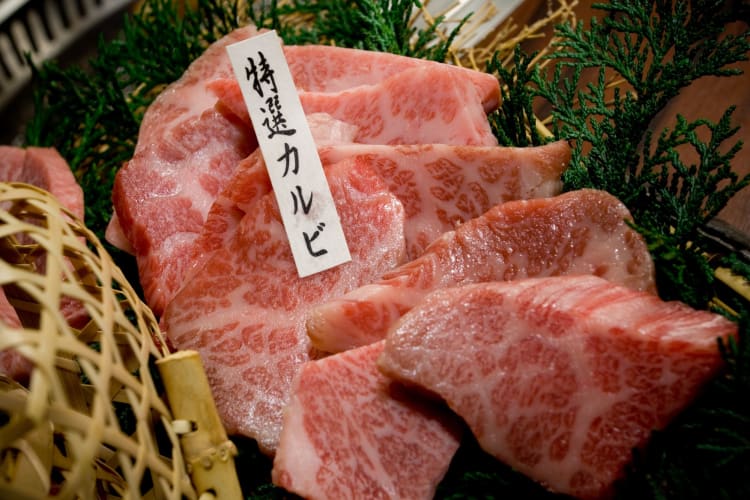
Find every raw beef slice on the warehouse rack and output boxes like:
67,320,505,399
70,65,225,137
180,113,359,284
318,140,570,258
161,158,406,454
283,44,500,112
377,275,738,499
192,139,569,267
300,64,497,145
210,62,498,146
0,146,84,220
112,25,499,315
273,341,462,500
110,25,260,315
307,189,657,353
0,146,86,380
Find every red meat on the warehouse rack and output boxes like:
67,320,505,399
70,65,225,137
161,158,406,454
272,341,462,499
377,275,737,499
307,189,657,353
110,25,260,315
189,140,569,281
112,25,500,315
0,146,85,380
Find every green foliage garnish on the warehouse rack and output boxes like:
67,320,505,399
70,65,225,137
250,0,469,61
486,46,549,148
249,0,468,60
490,0,750,309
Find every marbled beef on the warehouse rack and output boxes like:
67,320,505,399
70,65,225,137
0,146,85,380
161,159,406,454
111,25,500,315
307,189,657,353
180,113,360,287
377,275,738,499
209,63,498,146
283,44,499,112
272,341,462,499
0,146,84,219
190,140,569,275
318,140,569,258
110,25,260,315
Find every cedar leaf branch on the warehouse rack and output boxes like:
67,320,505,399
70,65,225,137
249,0,468,60
490,0,750,308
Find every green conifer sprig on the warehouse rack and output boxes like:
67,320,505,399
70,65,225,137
487,0,750,309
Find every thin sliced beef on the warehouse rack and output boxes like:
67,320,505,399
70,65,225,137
110,25,260,315
0,146,84,219
319,140,569,258
178,150,270,284
307,189,657,353
161,159,406,454
0,146,85,380
283,44,499,112
111,23,500,315
181,113,359,285
211,64,498,146
190,140,569,277
301,65,497,145
377,275,738,499
272,341,462,500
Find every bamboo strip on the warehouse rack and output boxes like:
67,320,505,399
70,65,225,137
157,350,242,500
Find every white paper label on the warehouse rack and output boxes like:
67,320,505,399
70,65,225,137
226,31,351,277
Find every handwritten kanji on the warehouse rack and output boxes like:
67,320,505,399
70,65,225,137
303,222,328,257
261,94,296,139
244,51,276,98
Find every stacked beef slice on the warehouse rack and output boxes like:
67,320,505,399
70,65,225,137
108,26,738,500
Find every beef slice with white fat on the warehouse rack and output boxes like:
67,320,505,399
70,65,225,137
161,158,406,454
273,341,462,500
378,275,737,499
307,189,657,353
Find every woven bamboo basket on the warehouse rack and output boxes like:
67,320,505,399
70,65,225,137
0,182,239,499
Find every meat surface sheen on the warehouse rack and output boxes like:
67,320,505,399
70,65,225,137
181,113,359,285
283,44,500,112
0,146,85,380
111,25,500,315
161,159,406,454
194,139,569,273
377,275,738,499
307,189,657,353
272,341,462,500
319,140,570,258
110,25,260,315
0,146,84,220
211,64,498,146
301,64,497,146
